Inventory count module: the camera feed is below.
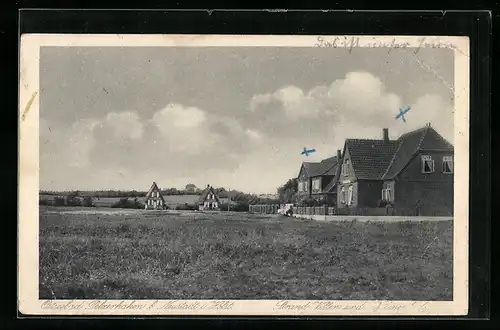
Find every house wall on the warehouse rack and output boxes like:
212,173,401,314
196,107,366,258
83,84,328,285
145,188,166,210
297,166,311,202
321,175,334,191
357,180,384,208
394,181,453,215
395,151,454,215
339,148,357,181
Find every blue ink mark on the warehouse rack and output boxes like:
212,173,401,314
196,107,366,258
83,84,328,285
301,147,316,156
395,106,411,123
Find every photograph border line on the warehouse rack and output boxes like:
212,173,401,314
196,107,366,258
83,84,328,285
18,34,469,316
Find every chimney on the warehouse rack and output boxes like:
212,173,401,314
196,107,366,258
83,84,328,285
337,149,342,160
383,128,389,142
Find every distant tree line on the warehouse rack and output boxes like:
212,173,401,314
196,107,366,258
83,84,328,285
39,186,281,210
111,198,145,209
40,190,148,198
39,191,95,207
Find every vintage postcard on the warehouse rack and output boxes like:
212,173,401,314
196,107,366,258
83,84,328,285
19,34,470,316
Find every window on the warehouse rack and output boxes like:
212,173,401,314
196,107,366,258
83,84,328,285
443,156,453,173
340,187,346,203
421,155,435,173
304,181,308,192
382,183,393,201
343,159,350,176
347,186,354,205
313,178,321,191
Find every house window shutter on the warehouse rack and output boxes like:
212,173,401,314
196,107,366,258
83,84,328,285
347,186,353,205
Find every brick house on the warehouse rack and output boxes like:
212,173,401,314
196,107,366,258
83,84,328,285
336,124,454,216
297,150,342,206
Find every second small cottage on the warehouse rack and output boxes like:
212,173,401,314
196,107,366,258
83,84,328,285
198,184,221,211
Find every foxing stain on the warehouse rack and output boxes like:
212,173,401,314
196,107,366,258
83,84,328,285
22,91,38,122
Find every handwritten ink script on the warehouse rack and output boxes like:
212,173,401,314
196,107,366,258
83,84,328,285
273,300,430,313
314,36,458,54
39,299,430,314
40,300,236,311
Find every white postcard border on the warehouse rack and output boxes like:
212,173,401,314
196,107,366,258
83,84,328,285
18,34,470,316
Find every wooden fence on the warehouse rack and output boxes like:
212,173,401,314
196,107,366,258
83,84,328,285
248,204,281,214
249,205,452,217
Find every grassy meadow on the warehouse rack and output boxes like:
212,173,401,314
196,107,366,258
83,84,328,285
39,206,453,300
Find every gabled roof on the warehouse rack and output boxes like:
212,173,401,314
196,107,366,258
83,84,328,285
197,185,221,205
323,157,344,193
311,156,340,177
300,156,340,178
145,182,166,202
345,139,399,180
381,125,453,180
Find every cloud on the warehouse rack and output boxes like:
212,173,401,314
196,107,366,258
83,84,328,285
251,86,323,121
40,70,454,193
102,112,144,140
41,101,266,190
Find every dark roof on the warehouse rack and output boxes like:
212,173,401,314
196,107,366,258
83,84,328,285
345,139,399,180
302,156,340,177
145,182,166,202
382,125,454,179
197,185,221,205
310,156,339,177
299,124,453,189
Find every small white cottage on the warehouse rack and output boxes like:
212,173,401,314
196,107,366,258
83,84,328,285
197,184,221,211
144,182,167,210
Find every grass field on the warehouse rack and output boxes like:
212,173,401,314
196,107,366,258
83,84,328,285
39,206,453,300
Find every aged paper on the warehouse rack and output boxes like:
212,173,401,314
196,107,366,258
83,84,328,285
19,34,469,316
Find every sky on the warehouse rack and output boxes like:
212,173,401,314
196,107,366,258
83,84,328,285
39,46,454,194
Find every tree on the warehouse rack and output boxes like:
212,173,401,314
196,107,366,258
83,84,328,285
82,196,94,207
277,178,298,203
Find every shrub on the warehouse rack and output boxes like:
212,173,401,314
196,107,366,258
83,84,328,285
300,198,319,207
39,199,52,206
111,198,144,209
377,199,393,208
82,196,95,207
54,196,66,206
175,203,197,211
232,203,249,212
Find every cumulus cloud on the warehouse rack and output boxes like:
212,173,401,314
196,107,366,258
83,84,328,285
251,86,323,120
102,111,144,140
244,70,453,149
40,101,267,190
